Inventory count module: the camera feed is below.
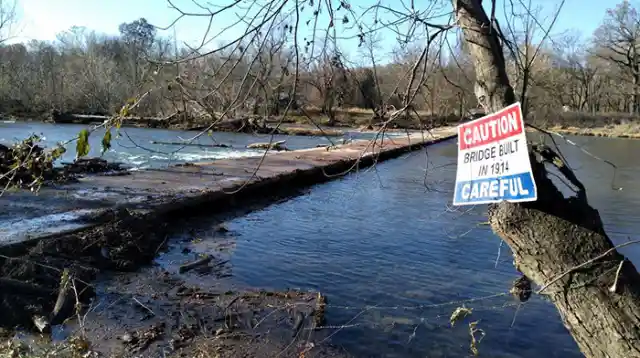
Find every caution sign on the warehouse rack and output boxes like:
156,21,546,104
453,102,537,206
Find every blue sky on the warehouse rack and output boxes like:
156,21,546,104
11,0,621,60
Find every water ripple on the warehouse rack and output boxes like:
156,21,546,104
174,138,640,357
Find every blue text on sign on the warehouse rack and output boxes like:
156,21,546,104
453,172,536,205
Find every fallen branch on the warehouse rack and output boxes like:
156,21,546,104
246,140,288,151
178,255,213,274
150,140,231,148
49,272,72,325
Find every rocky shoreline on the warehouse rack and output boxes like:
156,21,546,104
0,208,348,357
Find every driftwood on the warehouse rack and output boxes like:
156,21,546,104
178,255,213,274
454,1,640,357
49,274,73,325
150,140,231,148
247,140,288,151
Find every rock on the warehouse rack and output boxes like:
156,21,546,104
214,224,229,233
120,331,136,344
62,157,127,174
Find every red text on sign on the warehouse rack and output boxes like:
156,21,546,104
458,103,524,150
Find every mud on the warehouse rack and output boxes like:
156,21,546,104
59,267,348,357
0,208,167,327
0,185,350,357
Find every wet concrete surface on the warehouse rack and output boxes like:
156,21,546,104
0,128,457,244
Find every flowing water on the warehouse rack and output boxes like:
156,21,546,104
3,122,640,357
160,135,640,357
0,122,385,169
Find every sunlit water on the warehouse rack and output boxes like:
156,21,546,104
4,122,640,357
0,122,392,169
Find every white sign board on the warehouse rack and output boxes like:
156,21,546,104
453,102,537,206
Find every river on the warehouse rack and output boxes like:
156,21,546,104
0,121,400,169
3,122,640,357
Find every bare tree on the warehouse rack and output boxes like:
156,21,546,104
550,33,601,113
248,23,295,118
594,0,640,114
0,0,18,44
303,50,349,126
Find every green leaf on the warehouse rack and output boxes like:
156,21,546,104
102,129,112,154
76,129,90,159
450,306,473,327
51,145,66,160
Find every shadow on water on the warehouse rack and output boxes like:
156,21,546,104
155,135,640,358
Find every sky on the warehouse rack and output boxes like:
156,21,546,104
8,0,623,60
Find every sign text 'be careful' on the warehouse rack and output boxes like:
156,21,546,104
453,102,537,206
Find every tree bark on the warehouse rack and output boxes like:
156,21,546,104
452,1,640,357
632,69,639,115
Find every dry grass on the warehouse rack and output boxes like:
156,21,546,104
525,110,640,139
233,107,640,138
281,108,640,139
548,123,640,138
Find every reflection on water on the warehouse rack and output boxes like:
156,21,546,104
175,136,640,357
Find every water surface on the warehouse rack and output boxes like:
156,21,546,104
5,122,640,357
0,122,339,169
167,135,640,357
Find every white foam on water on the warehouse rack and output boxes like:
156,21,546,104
107,148,264,169
150,149,263,162
71,189,121,201
114,153,146,166
0,209,97,243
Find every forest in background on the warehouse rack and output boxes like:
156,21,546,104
1,1,640,131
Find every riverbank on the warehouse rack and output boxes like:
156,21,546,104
2,107,460,138
548,124,640,139
0,127,457,357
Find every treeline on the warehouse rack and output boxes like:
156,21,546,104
1,0,639,128
0,19,180,119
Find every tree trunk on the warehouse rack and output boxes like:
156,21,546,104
453,1,640,357
633,69,639,115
